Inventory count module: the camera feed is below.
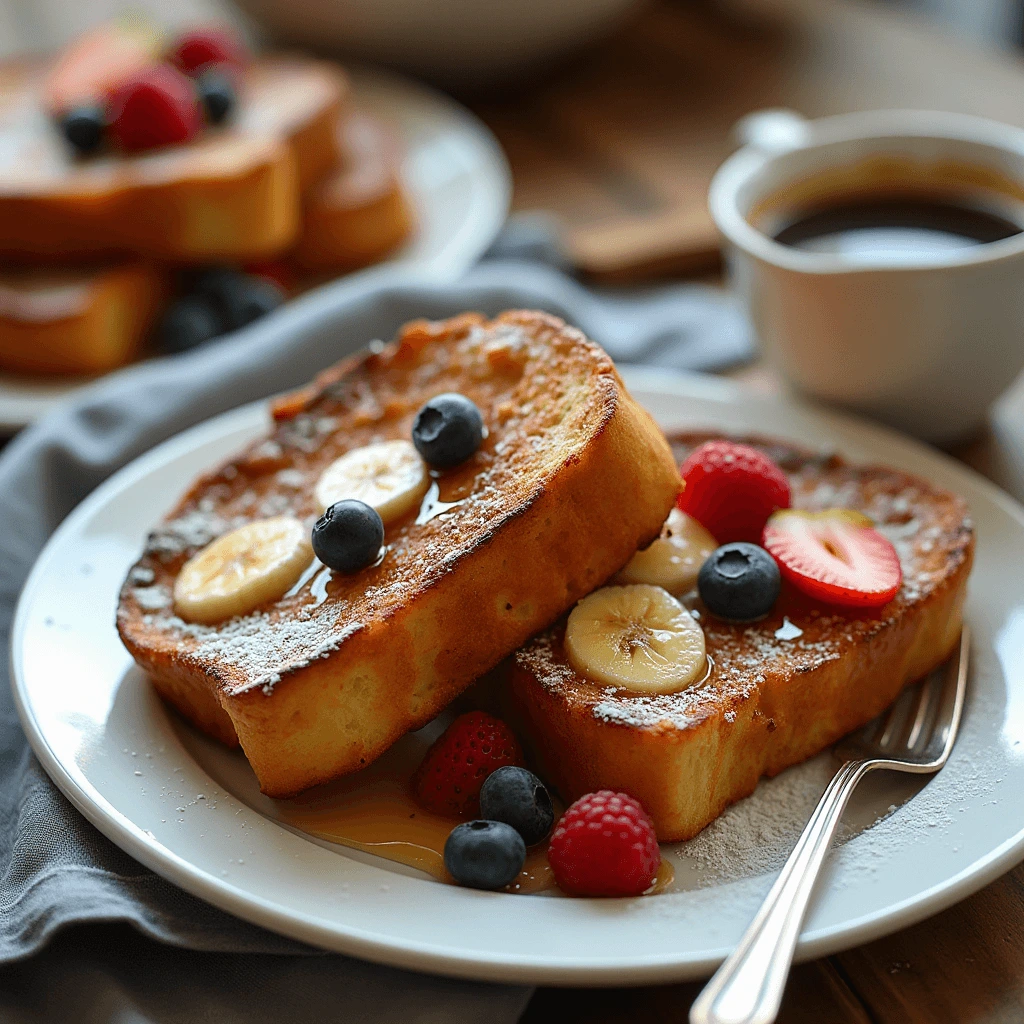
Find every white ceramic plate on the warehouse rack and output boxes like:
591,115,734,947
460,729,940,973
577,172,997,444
12,370,1024,985
0,67,510,433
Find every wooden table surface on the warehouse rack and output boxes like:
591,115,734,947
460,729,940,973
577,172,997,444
473,0,1024,1020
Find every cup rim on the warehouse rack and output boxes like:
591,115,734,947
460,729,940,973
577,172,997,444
709,108,1024,275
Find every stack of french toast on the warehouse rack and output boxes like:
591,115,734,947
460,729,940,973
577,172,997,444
0,21,412,377
116,311,973,897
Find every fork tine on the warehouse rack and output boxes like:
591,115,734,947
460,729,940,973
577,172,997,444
836,628,969,766
877,684,919,750
905,672,943,752
923,629,970,763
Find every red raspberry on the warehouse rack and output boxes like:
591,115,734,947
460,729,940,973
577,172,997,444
412,712,523,817
243,259,295,294
678,440,791,544
169,27,246,77
548,790,660,897
107,65,200,153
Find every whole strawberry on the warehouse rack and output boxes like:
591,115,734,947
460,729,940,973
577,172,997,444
678,440,790,544
412,711,523,817
107,64,200,152
548,790,660,897
169,26,246,77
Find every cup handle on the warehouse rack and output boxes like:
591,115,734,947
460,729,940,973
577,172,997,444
733,108,812,154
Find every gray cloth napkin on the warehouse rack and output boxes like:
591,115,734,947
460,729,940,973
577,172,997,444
0,254,752,1020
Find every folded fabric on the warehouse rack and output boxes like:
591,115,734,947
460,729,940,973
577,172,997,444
0,257,751,1020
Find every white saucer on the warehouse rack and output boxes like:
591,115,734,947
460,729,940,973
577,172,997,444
0,66,510,433
12,370,1024,985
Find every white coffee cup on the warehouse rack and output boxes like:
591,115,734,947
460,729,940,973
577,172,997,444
709,108,1024,445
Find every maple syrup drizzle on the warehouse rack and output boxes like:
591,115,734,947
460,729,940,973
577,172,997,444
415,481,464,525
284,557,321,598
309,565,333,607
276,732,675,896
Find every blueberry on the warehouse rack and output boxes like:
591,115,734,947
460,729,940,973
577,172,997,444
443,820,526,890
60,105,105,155
197,69,236,125
158,296,224,353
312,499,384,574
194,269,284,331
193,267,243,302
223,276,283,329
698,542,781,622
412,393,484,469
479,766,554,846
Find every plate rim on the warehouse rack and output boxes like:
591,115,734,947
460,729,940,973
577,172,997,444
11,369,1024,985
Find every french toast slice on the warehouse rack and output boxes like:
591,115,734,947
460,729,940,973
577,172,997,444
506,432,974,842
116,311,681,796
0,56,347,261
0,263,167,374
292,110,413,273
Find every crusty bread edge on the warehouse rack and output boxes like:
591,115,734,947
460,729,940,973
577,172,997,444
506,544,973,842
226,362,680,796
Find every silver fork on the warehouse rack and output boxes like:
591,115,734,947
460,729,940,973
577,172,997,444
690,628,970,1024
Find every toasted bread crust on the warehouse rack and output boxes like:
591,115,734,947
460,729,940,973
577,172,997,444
0,263,167,374
507,433,974,841
0,57,346,260
117,312,680,796
292,111,413,272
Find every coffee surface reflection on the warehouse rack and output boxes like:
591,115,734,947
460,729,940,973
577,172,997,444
772,195,1022,262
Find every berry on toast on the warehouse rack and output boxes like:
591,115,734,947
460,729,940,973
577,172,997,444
117,312,681,797
0,55,347,260
506,433,973,841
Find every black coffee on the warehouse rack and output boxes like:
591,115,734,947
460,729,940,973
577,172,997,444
772,195,1022,261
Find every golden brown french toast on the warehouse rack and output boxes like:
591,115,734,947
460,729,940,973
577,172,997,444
0,56,347,261
506,433,974,842
0,263,167,374
292,110,413,273
116,311,681,796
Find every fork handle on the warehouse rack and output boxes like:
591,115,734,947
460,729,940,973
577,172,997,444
689,759,873,1024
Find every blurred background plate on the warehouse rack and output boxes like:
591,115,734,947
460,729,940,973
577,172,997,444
0,65,511,434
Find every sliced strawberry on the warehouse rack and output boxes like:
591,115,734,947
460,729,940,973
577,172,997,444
411,711,524,817
169,27,246,77
762,509,902,608
107,65,201,153
43,20,160,115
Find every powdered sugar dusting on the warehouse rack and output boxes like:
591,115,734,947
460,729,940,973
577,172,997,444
133,585,171,611
143,605,364,694
517,434,972,742
670,754,842,883
121,314,616,698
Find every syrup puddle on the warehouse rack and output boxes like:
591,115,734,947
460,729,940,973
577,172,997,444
775,616,803,641
285,557,321,598
276,732,674,896
283,551,385,610
415,481,464,525
309,566,333,607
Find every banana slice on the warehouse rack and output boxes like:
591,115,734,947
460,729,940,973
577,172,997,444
565,584,706,694
314,440,429,524
615,508,717,595
174,516,313,624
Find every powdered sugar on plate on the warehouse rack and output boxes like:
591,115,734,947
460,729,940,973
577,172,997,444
668,755,846,886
